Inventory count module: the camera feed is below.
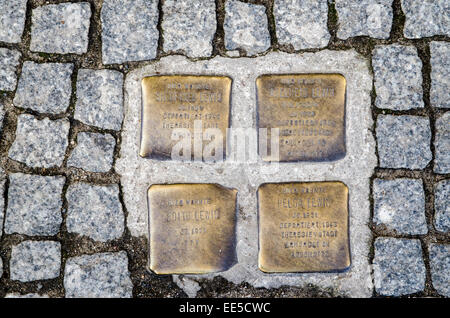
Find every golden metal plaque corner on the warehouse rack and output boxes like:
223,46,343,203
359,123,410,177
256,74,346,162
258,181,350,273
148,183,237,274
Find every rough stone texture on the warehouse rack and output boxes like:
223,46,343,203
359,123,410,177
64,252,133,298
0,0,27,43
0,103,5,133
224,0,271,56
434,180,450,233
0,172,5,237
67,132,115,172
74,69,124,131
117,51,376,297
173,276,201,298
434,112,450,174
428,243,450,297
0,257,2,278
66,183,124,242
0,48,21,91
30,2,91,54
10,241,61,283
162,0,216,58
376,115,432,169
5,173,65,236
101,0,159,64
5,293,49,298
335,0,393,39
431,42,450,109
274,0,330,50
373,178,427,235
372,45,423,110
373,238,426,296
14,62,74,114
8,114,70,168
401,0,450,39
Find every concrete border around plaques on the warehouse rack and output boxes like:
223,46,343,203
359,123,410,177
116,50,375,297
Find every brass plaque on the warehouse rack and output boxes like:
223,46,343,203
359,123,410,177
140,75,232,159
258,182,350,273
148,183,237,274
256,74,346,162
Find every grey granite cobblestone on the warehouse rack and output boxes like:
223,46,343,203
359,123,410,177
0,48,21,91
10,241,61,282
373,178,427,235
0,172,5,237
0,0,27,44
5,173,65,236
8,114,70,168
14,62,74,114
30,2,91,54
434,112,450,174
401,0,450,39
376,115,431,169
373,238,426,296
434,180,449,233
74,69,124,131
274,0,330,50
431,42,450,109
224,0,271,56
64,251,132,298
372,45,423,110
67,132,115,173
66,183,124,242
162,0,216,58
5,293,49,298
101,0,159,64
335,0,393,40
429,243,450,297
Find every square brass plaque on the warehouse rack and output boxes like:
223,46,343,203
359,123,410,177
140,75,232,159
258,182,350,273
148,183,237,274
256,74,346,162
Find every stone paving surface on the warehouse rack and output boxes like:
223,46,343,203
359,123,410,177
0,48,21,91
0,0,448,299
10,240,61,283
30,2,91,54
14,62,74,114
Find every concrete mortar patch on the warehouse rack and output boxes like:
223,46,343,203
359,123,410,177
117,50,376,297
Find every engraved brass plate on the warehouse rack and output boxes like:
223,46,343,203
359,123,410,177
256,74,346,162
148,183,237,274
140,75,232,159
258,182,350,273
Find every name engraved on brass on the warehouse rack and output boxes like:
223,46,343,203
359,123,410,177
148,183,237,274
256,74,346,162
258,182,350,273
140,75,232,159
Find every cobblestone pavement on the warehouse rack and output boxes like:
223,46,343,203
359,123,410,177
0,0,448,298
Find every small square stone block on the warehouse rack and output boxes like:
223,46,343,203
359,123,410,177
402,0,450,38
258,182,350,273
0,48,21,91
434,180,449,233
373,237,425,296
0,0,27,43
148,183,237,274
430,42,450,108
30,2,91,54
434,112,450,174
373,178,427,235
376,115,431,169
429,243,450,297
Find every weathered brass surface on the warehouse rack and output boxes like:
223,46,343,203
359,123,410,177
148,183,237,274
258,182,350,273
140,75,232,159
256,74,346,162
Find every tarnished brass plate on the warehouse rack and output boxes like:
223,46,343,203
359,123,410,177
140,75,232,159
256,74,346,162
148,183,237,274
258,182,350,273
